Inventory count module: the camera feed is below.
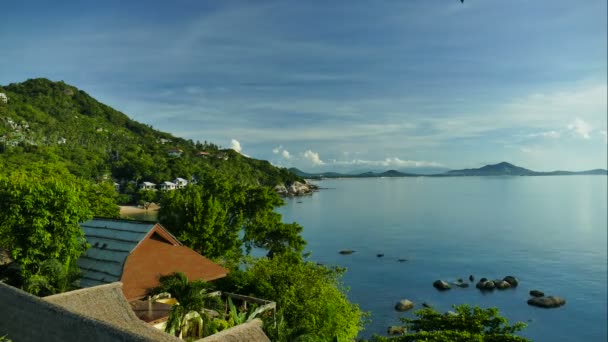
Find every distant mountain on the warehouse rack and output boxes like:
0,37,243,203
442,162,607,177
444,162,534,176
289,168,418,179
291,162,607,179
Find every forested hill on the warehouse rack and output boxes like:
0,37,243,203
0,78,302,186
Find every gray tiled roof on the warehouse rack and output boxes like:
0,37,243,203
78,219,156,288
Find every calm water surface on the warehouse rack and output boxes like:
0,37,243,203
278,176,608,341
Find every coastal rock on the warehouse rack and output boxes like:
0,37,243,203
469,275,475,282
484,280,496,290
339,249,355,255
395,299,414,312
495,280,511,290
453,280,469,288
433,280,451,290
527,296,566,308
476,280,486,289
503,276,519,287
530,290,545,297
277,181,319,197
377,253,384,258
387,326,406,335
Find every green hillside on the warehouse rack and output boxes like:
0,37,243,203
0,78,302,188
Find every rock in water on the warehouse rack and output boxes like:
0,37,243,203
422,302,432,308
483,280,496,290
339,249,355,255
433,280,451,290
469,274,475,282
377,253,384,258
527,296,566,308
395,299,414,311
530,290,545,297
503,276,519,287
496,280,511,290
387,326,406,335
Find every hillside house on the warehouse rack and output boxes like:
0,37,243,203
173,177,188,188
0,93,7,104
167,148,183,157
196,151,211,157
159,181,176,191
77,219,228,300
139,181,156,190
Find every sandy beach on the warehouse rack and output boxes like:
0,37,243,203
119,205,159,221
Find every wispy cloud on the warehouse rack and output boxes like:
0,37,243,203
600,130,607,144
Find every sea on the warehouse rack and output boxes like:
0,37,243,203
277,176,608,341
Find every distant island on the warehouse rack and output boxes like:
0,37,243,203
290,162,608,179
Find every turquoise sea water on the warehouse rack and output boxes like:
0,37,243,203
278,176,608,341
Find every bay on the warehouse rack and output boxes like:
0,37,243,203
278,176,608,341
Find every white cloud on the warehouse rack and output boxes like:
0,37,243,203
528,130,560,139
567,118,593,139
600,130,607,144
303,150,325,166
230,139,242,152
281,149,291,159
332,157,443,168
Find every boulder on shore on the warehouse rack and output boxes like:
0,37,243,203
433,280,451,290
395,299,414,312
527,296,566,308
530,290,545,297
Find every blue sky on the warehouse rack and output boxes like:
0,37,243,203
1,0,606,171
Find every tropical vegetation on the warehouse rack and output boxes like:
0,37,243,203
371,304,530,342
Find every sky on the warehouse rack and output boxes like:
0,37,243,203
1,0,606,172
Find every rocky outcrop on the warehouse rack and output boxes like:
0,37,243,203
433,280,451,290
394,299,414,312
530,290,544,297
275,181,318,197
527,296,566,308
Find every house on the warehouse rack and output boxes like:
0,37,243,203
57,137,67,144
77,218,228,300
140,181,156,190
159,181,176,191
0,281,180,342
173,177,188,188
0,281,271,342
196,151,211,157
0,92,8,104
167,148,183,157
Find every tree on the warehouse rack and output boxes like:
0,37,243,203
0,163,92,284
149,272,221,339
217,256,367,341
371,304,530,342
159,175,306,263
85,181,120,218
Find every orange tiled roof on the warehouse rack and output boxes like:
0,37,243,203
121,237,228,300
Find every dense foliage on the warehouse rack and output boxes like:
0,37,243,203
0,162,118,293
0,78,302,189
371,304,529,342
158,174,305,264
217,255,367,341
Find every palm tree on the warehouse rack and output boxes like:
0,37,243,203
150,272,219,339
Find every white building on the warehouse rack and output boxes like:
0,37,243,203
139,182,156,190
0,93,8,104
167,149,183,157
159,181,176,191
173,178,188,189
